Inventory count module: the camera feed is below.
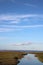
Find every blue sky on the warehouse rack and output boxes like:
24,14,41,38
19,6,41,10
0,0,43,50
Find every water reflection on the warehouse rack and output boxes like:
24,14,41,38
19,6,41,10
24,53,43,63
18,53,43,65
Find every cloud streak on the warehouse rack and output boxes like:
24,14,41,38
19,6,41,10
12,42,32,46
24,3,37,8
0,28,22,32
7,42,43,51
0,14,37,20
0,14,43,22
0,24,43,32
2,24,43,28
15,25,43,28
0,14,43,32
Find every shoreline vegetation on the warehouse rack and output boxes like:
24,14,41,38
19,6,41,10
0,51,43,65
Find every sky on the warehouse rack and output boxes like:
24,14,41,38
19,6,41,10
0,0,43,50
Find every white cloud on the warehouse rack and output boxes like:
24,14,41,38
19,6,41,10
12,42,32,46
3,25,43,28
0,28,14,32
10,21,19,24
24,3,37,8
0,14,37,20
0,14,43,22
0,28,22,32
0,14,43,32
0,25,43,32
15,25,43,28
4,42,43,51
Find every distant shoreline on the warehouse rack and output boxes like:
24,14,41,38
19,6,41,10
0,50,43,52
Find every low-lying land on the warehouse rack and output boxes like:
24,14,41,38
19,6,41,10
0,51,27,65
0,50,43,65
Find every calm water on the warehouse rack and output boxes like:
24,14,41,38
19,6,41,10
18,53,43,65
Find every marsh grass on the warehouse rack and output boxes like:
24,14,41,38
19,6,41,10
0,51,26,65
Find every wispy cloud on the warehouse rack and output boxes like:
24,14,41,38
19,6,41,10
0,24,43,32
12,42,32,46
10,21,19,24
0,28,14,32
24,3,37,8
0,14,37,20
0,14,43,32
0,24,43,28
2,24,43,28
7,42,43,51
0,14,43,21
0,28,22,32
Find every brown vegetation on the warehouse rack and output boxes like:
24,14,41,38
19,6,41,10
0,51,26,65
